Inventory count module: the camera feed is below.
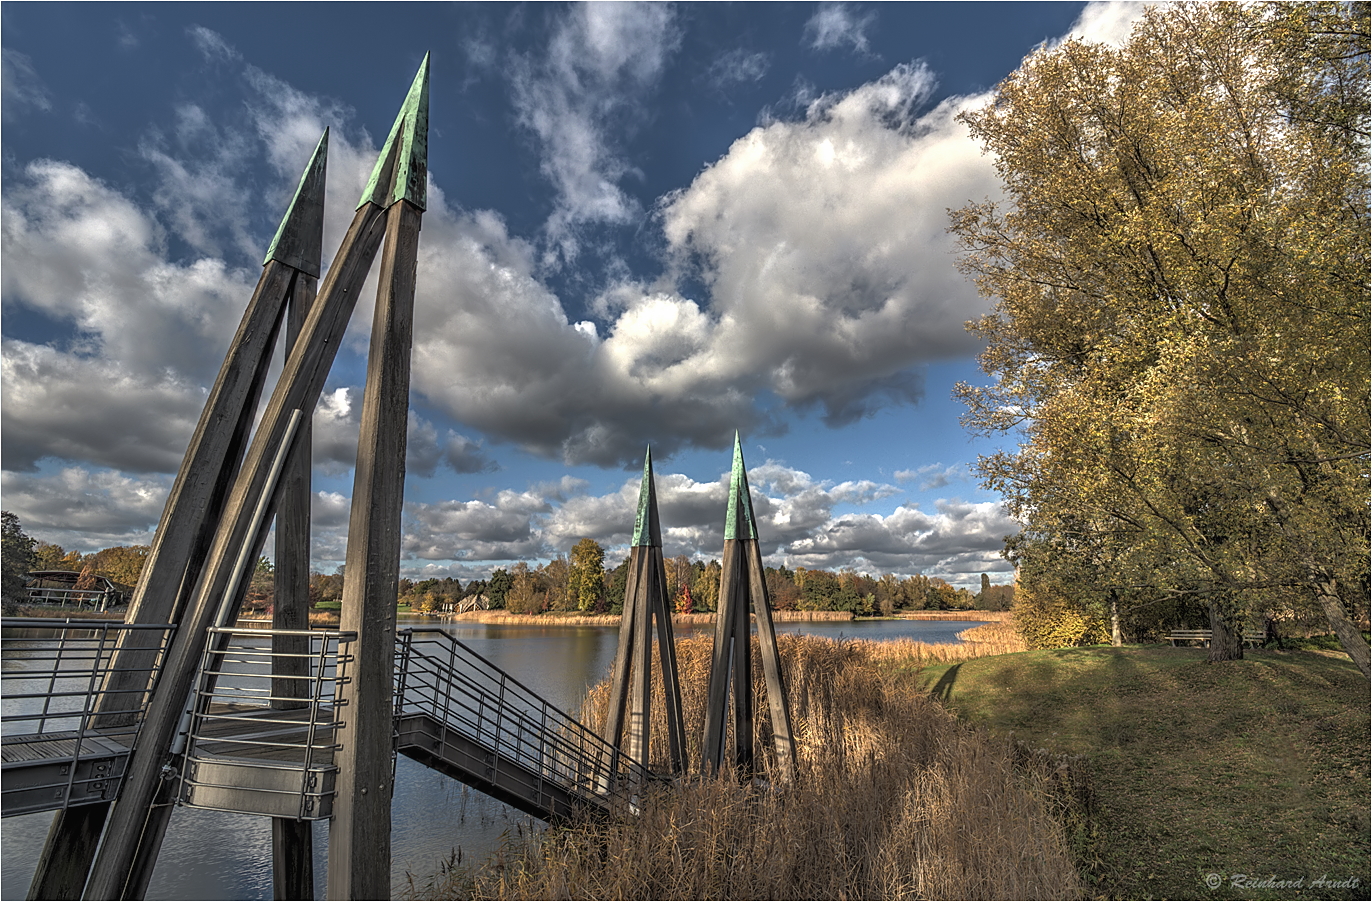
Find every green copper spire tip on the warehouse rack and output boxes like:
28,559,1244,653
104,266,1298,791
631,446,662,547
358,52,430,211
724,432,758,541
263,128,328,277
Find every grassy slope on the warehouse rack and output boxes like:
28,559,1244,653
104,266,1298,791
915,646,1370,900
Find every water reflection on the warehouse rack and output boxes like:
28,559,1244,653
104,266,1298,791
1,617,983,899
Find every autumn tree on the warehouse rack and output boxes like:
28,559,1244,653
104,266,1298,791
692,560,721,612
952,2,1370,672
506,562,542,614
541,556,572,611
84,544,150,587
2,511,37,610
33,542,83,571
568,539,606,612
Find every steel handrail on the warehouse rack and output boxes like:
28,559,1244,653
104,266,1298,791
394,628,648,814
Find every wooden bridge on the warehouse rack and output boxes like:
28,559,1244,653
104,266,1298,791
2,620,646,829
5,56,792,901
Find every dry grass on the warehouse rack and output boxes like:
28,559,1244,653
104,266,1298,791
413,632,1081,900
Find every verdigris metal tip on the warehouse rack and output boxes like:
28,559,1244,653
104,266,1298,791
263,128,328,277
631,446,661,547
724,433,757,541
358,53,430,211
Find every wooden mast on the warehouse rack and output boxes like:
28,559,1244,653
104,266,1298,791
327,51,428,902
602,448,687,774
83,56,428,898
27,130,330,902
268,128,329,902
700,434,797,781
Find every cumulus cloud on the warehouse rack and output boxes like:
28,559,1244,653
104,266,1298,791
0,467,170,551
509,2,681,262
803,3,877,55
655,64,999,425
1067,1,1151,47
895,462,966,491
783,499,1018,579
391,460,1011,585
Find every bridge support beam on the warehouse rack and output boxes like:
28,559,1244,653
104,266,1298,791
328,197,423,901
602,449,686,775
328,60,427,894
701,434,796,781
272,250,319,901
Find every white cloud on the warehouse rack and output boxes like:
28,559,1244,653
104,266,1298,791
2,49,52,119
391,461,1010,585
656,65,999,425
1066,2,1150,47
509,2,681,262
706,48,770,89
895,462,966,491
0,467,170,551
188,25,241,63
803,3,877,55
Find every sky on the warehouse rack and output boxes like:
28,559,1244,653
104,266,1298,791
1,2,1147,589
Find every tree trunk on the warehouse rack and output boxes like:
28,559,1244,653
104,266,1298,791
1311,570,1371,680
1207,599,1243,662
1110,591,1122,647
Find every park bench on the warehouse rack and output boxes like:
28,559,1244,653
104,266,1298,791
1166,628,1267,648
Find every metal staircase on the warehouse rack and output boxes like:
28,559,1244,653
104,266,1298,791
2,620,646,826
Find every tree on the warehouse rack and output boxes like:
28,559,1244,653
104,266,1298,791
33,542,82,571
506,562,542,614
486,568,513,610
692,560,721,612
2,511,37,610
84,545,151,587
568,539,606,612
605,557,629,614
952,2,1369,672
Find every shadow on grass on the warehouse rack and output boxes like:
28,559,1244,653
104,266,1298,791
928,661,961,701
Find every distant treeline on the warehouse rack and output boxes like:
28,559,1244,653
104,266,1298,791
1,517,1012,617
313,541,1014,616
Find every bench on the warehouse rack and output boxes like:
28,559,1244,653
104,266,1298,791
1166,628,1267,648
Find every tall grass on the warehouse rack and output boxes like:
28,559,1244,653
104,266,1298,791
414,631,1081,900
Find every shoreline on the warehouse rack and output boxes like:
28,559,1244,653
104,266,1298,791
5,605,1010,629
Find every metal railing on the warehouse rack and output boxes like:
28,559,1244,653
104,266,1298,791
23,587,118,611
1,619,175,815
177,627,355,821
395,628,649,816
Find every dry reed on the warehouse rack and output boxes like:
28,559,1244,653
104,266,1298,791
415,631,1081,900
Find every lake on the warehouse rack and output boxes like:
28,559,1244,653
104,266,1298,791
1,616,985,899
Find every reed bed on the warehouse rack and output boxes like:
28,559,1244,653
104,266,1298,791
413,631,1081,900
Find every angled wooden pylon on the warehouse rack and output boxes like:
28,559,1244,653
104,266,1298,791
27,130,330,902
84,55,428,900
701,434,797,781
328,51,428,902
268,128,329,902
602,448,687,774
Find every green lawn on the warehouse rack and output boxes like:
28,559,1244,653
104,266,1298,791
915,645,1370,900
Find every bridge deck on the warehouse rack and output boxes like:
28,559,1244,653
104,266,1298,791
1,729,137,817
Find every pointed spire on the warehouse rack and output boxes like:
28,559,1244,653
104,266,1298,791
358,53,430,211
724,432,758,541
631,446,662,547
263,129,328,277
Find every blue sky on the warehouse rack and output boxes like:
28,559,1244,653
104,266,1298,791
1,2,1145,588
